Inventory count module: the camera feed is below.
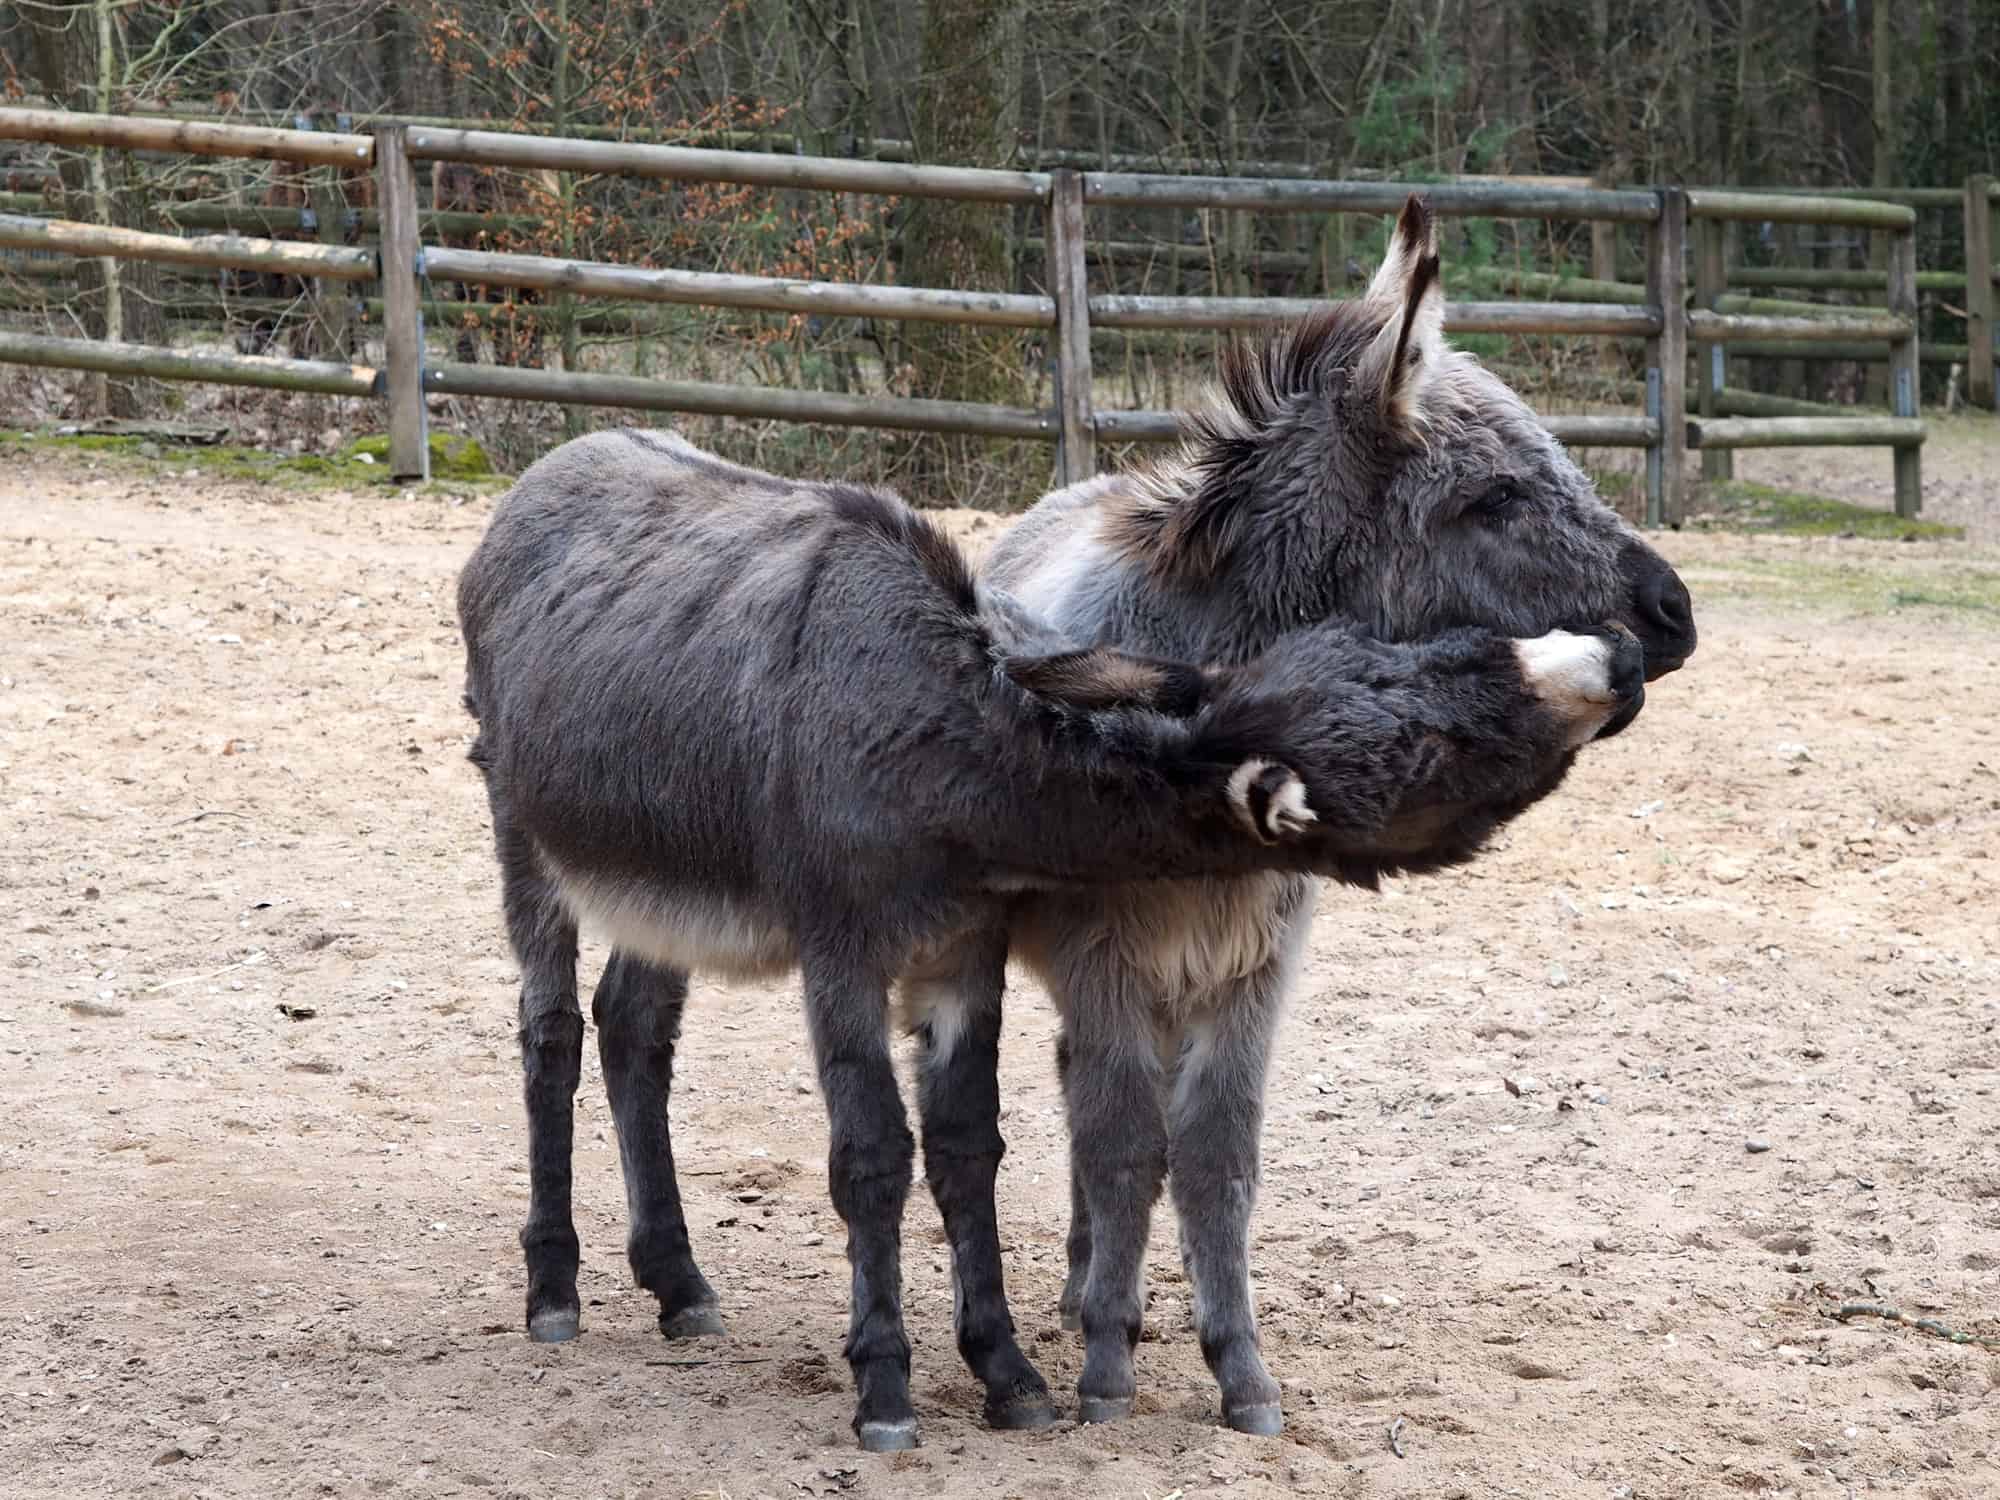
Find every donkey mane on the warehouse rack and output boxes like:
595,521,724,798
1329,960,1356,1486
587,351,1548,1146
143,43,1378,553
1098,303,1397,583
1100,202,1485,590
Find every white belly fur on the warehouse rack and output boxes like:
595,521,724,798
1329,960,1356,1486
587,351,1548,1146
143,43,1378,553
1015,871,1309,1017
551,868,798,982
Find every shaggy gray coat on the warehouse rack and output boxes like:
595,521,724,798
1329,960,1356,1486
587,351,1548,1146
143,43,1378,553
456,423,1643,1450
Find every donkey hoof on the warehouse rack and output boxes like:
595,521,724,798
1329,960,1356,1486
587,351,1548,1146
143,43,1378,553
659,1304,725,1340
1077,1394,1133,1424
857,1418,920,1453
527,1307,581,1343
986,1392,1057,1431
1059,1306,1083,1333
1224,1401,1283,1437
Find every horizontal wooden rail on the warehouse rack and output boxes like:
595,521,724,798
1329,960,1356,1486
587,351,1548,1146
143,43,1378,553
1714,388,1870,419
424,361,1056,438
1687,310,1912,343
1687,416,1925,448
1686,189,1915,230
0,329,379,395
0,213,375,281
420,245,1054,327
1723,339,1966,364
403,127,1050,203
0,106,372,167
1086,295,1658,336
1728,266,1988,293
0,286,669,335
1712,290,1873,319
1444,302,1661,336
1455,269,1649,306
1687,183,1979,209
1081,175,1661,222
1095,407,1657,447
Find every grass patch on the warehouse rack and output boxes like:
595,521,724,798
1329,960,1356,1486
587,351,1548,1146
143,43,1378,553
1678,555,2000,621
1690,479,1962,541
0,427,506,495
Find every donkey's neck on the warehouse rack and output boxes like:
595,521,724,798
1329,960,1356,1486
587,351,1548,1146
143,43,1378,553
958,694,1297,890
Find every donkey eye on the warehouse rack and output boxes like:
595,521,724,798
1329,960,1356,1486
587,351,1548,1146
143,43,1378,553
1473,482,1520,518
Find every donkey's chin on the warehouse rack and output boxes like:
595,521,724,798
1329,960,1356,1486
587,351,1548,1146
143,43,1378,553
1641,651,1690,683
1593,692,1647,739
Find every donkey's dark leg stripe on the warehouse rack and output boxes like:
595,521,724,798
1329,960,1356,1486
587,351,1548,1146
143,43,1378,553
592,952,721,1337
495,821,584,1344
803,957,919,1450
914,935,1053,1430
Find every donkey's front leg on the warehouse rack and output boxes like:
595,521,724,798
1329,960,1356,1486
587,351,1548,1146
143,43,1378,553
1062,987,1169,1423
1166,951,1299,1437
908,932,1056,1430
803,950,921,1452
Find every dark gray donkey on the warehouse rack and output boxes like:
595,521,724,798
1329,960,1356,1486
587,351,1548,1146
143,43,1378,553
925,193,1701,1438
456,427,1644,1450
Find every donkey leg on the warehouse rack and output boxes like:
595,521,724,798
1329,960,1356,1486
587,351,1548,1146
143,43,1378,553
1054,1028,1093,1333
804,953,921,1452
910,934,1054,1430
1063,992,1168,1423
495,826,585,1344
592,950,723,1339
1167,962,1297,1436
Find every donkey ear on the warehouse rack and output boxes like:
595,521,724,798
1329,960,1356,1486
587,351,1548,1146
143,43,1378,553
1004,648,1211,717
1354,194,1445,437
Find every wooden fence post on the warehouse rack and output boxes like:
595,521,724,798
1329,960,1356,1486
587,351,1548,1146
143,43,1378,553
1049,168,1095,485
375,125,429,482
1695,217,1731,481
1644,187,1687,528
1886,224,1922,517
1966,174,1995,410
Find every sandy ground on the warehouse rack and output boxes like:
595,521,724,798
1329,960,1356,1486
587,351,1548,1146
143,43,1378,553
3,435,1999,1500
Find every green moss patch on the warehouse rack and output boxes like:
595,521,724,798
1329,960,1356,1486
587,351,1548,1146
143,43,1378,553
0,427,504,493
1677,555,2000,621
1692,480,1962,541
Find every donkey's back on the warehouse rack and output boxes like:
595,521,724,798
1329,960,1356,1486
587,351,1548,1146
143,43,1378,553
457,427,989,979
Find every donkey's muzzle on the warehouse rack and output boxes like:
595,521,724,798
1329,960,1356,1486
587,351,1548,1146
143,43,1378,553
1593,625,1648,740
1620,542,1697,680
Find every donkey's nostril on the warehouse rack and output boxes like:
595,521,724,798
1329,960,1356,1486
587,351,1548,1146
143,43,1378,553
1640,568,1696,645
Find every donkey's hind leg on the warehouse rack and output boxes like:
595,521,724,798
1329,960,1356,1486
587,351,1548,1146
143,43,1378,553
1165,921,1307,1437
1060,980,1169,1424
1053,1028,1093,1334
492,821,585,1343
909,932,1055,1431
592,951,723,1339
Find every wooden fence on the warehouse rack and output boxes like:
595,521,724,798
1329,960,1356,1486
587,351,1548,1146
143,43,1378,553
0,106,1937,523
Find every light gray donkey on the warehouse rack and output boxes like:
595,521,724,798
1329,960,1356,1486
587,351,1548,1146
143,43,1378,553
456,426,1646,1451
933,193,1700,1438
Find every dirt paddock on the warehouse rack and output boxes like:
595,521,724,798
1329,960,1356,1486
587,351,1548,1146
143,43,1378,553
3,439,1999,1500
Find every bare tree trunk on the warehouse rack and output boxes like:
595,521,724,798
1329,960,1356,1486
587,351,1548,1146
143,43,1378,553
1866,0,1897,403
900,0,1029,504
23,0,165,418
1872,0,1898,194
553,0,584,437
377,5,407,114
